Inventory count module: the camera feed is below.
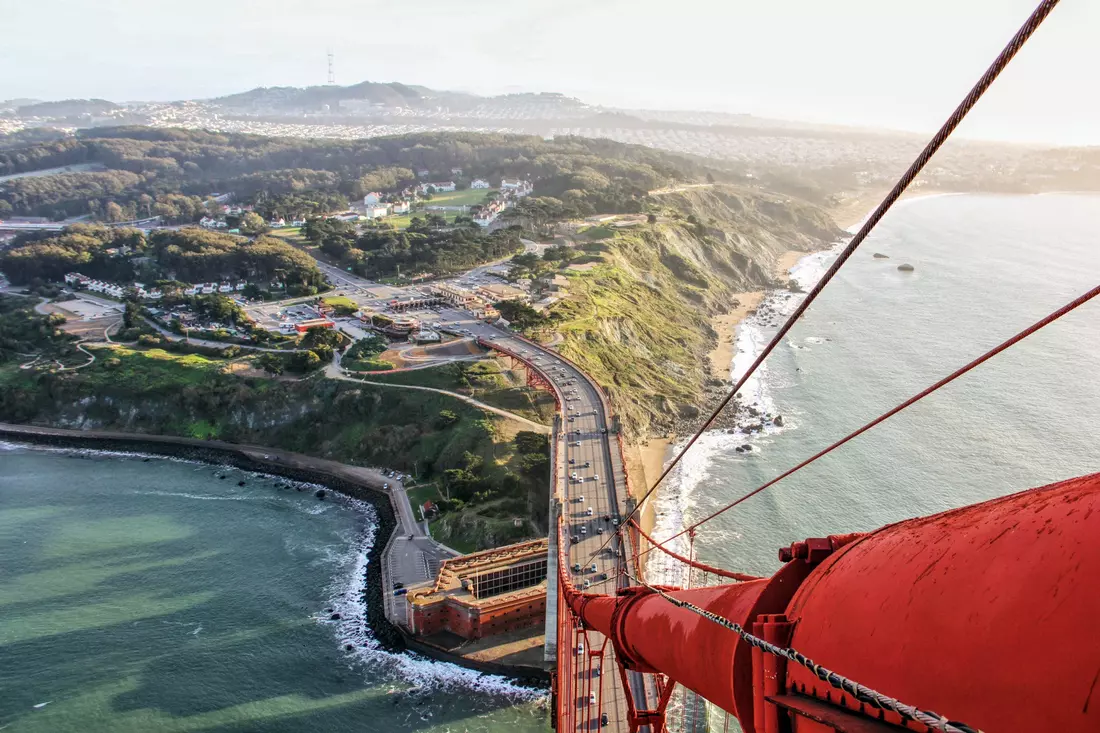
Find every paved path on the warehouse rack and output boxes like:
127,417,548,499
324,354,550,433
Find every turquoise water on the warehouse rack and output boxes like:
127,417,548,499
0,447,547,732
656,193,1100,578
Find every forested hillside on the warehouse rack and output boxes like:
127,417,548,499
0,128,718,220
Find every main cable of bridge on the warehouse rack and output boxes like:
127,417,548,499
578,0,1064,571
616,570,981,733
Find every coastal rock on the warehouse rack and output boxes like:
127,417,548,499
897,263,915,272
773,415,785,427
741,444,752,452
330,613,342,620
873,252,890,259
237,480,246,486
315,489,327,499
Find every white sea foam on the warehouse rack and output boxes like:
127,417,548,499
318,497,545,700
646,242,843,581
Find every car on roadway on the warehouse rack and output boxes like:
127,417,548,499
601,713,609,727
574,441,581,446
571,535,580,544
572,562,582,572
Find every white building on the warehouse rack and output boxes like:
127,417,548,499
500,179,533,196
420,181,456,193
390,200,411,215
363,205,391,220
363,192,383,206
471,179,491,189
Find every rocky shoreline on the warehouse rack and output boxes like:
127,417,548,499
0,423,406,652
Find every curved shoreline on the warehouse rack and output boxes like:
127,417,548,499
0,422,405,651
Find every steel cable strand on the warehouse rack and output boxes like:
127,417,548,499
639,281,1100,559
577,0,1063,572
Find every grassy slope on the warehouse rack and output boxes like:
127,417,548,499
369,359,556,425
547,185,842,437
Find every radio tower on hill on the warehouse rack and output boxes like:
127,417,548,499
326,50,336,85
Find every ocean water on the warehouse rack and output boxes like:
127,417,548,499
0,446,547,733
652,193,1100,578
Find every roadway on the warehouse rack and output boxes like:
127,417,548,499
441,307,647,733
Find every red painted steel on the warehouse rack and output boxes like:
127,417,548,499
564,472,1100,732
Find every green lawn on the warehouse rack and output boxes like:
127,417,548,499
320,295,356,309
425,188,497,207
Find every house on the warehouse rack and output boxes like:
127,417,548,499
500,179,533,196
471,179,491,189
416,169,430,178
451,167,463,176
363,192,383,206
201,283,217,294
390,200,411,215
363,205,391,220
218,284,234,293
269,218,286,228
420,181,456,193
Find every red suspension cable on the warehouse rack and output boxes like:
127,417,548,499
579,0,1063,572
641,281,1100,558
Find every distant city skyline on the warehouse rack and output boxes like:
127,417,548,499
3,0,1098,145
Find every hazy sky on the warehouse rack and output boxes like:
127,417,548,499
3,0,1098,144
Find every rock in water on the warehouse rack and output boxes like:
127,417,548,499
897,263,915,272
315,489,327,499
773,415,785,427
873,252,890,259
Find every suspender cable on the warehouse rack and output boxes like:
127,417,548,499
580,0,1063,570
639,281,1100,560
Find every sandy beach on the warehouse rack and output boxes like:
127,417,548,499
625,437,672,538
707,291,765,381
830,187,963,230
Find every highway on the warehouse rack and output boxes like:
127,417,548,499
439,307,646,733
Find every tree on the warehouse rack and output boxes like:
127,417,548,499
288,350,322,372
240,212,268,235
515,431,548,455
104,201,124,223
647,213,658,224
